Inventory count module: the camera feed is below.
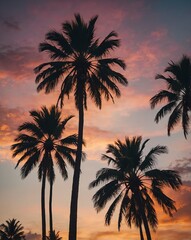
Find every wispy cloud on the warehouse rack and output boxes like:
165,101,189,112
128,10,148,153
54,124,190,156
3,20,21,31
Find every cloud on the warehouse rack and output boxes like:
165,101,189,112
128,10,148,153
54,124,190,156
0,45,43,83
0,105,28,161
90,230,138,240
0,105,27,144
169,158,191,181
151,28,168,41
3,20,21,31
25,231,41,240
154,228,191,240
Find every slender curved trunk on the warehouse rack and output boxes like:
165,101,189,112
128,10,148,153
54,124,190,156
141,210,151,240
136,192,151,240
139,222,144,240
49,180,53,234
41,171,46,240
69,86,84,240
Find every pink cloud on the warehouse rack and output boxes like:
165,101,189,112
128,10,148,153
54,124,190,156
0,45,43,83
151,28,168,40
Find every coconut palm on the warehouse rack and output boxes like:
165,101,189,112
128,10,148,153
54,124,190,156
0,218,25,240
34,14,128,240
46,230,62,240
150,55,191,138
11,106,77,240
89,136,182,240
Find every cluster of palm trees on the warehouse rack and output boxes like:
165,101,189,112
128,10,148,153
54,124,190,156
0,218,62,240
8,13,191,240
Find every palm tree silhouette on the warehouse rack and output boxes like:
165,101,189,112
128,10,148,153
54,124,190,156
150,55,191,138
46,230,62,240
0,218,26,240
34,14,128,240
89,136,182,240
11,106,77,240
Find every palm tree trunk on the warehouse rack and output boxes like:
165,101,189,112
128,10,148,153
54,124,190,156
141,210,151,240
69,90,84,240
49,180,53,234
41,171,46,240
137,192,152,240
139,222,144,240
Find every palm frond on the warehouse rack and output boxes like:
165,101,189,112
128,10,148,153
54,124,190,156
39,42,68,60
167,103,182,135
54,151,68,180
92,31,119,57
151,185,177,216
146,169,182,190
117,191,131,231
18,122,43,139
45,30,73,55
20,151,41,178
105,192,123,226
92,180,120,211
150,90,177,109
154,101,177,123
56,145,76,167
89,168,119,189
182,104,190,138
98,58,126,70
37,69,63,93
139,145,168,171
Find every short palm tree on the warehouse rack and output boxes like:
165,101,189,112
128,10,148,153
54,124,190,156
34,14,128,240
46,230,62,240
0,218,25,240
150,55,191,138
11,106,77,240
89,136,182,240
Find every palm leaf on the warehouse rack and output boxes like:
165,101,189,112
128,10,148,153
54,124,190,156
167,103,182,135
39,42,68,59
92,180,120,211
139,145,168,171
105,192,123,226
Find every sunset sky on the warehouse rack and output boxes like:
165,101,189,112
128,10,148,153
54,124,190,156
0,0,191,239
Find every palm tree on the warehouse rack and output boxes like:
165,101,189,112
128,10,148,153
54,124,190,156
11,106,77,240
46,230,62,240
0,218,25,240
150,55,191,138
34,14,128,240
89,136,182,240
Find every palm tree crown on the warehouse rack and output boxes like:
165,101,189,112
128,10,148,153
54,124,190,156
150,55,191,138
34,13,128,109
0,218,25,240
12,105,77,182
89,136,182,240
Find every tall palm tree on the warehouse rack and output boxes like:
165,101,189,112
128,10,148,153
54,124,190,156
0,218,25,240
11,106,77,240
89,136,182,240
34,14,128,240
150,55,191,138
